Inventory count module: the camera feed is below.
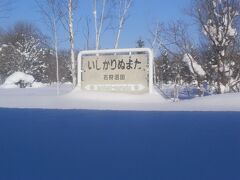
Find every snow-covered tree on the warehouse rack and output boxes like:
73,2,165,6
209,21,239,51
0,44,19,79
0,0,11,68
182,53,206,85
149,21,201,85
0,23,49,82
136,37,144,48
182,54,206,77
154,52,172,84
193,0,240,93
58,50,72,82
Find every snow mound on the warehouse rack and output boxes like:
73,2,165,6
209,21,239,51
1,72,34,88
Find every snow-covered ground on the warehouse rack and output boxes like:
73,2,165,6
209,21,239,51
0,83,240,111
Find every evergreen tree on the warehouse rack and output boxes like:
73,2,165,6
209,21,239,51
136,37,144,48
0,22,49,82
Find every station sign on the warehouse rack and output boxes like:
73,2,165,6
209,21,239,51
78,48,153,94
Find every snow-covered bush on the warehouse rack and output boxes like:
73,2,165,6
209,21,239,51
31,82,47,88
1,72,34,88
159,82,214,100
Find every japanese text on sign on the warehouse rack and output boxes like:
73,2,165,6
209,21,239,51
87,58,142,71
81,54,149,93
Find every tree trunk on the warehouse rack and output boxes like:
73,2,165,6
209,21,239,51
93,0,106,50
216,53,222,94
53,19,59,95
114,0,133,49
114,19,123,49
68,0,76,87
93,0,98,50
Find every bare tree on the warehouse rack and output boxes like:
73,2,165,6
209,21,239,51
150,21,205,81
149,20,207,100
58,0,78,87
93,0,107,50
83,16,91,50
150,21,195,56
149,22,166,86
190,0,240,93
35,0,63,95
149,22,162,51
114,0,133,49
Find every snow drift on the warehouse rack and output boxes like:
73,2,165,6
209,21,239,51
0,84,239,111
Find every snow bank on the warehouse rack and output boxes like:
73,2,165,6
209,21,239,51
159,83,213,100
1,72,34,88
65,86,166,103
0,84,239,111
0,85,168,111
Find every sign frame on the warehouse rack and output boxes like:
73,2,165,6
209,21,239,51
77,48,154,94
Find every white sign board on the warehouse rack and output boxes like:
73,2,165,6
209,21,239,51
78,48,153,94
